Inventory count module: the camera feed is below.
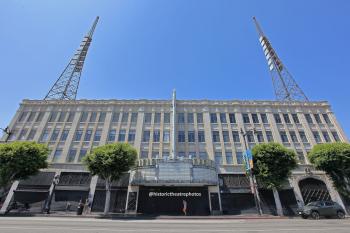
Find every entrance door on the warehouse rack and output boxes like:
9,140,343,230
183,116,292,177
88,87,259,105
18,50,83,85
137,187,210,215
299,178,331,205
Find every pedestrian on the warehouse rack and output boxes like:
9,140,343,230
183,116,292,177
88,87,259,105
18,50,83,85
65,201,71,212
182,200,187,216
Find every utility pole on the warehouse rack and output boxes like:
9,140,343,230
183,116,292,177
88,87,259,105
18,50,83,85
240,128,263,215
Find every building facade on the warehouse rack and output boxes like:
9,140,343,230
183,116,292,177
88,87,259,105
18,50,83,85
1,96,348,215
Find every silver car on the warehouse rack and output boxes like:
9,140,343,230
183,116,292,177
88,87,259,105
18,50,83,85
298,201,346,219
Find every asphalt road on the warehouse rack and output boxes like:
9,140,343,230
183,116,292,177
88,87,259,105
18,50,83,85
0,217,349,233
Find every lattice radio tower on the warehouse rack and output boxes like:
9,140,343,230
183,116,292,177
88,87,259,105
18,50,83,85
44,17,99,100
253,17,309,102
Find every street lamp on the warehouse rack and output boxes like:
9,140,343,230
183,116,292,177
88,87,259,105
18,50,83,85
44,174,60,214
240,128,263,215
0,127,12,142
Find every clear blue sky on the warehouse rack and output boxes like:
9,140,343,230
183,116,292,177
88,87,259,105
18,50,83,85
0,0,349,137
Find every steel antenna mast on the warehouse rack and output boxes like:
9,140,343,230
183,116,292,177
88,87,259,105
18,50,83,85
44,17,99,100
253,17,309,102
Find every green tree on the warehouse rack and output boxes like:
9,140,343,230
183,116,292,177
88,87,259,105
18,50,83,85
0,142,49,188
83,143,137,215
252,142,297,216
308,142,350,197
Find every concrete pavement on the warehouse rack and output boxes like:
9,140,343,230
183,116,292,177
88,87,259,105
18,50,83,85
0,217,349,233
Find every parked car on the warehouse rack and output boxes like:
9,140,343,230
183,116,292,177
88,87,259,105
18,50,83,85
298,201,346,219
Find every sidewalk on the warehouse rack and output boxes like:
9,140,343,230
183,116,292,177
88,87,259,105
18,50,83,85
1,211,289,220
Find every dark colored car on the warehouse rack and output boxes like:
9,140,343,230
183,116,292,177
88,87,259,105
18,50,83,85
298,201,346,219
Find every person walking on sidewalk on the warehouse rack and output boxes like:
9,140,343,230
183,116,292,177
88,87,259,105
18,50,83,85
182,200,187,216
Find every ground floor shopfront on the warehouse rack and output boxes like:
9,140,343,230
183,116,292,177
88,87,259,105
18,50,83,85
1,166,348,216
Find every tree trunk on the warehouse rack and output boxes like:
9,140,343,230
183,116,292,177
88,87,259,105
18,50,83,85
104,178,111,215
272,187,283,216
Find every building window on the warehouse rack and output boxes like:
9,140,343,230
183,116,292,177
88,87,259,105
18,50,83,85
299,131,308,143
78,149,87,162
164,113,170,123
252,114,259,123
188,151,196,158
229,113,236,123
74,129,83,141
305,114,313,124
210,113,218,123
289,131,298,143
98,112,106,123
112,112,119,122
280,131,289,143
296,151,305,164
35,112,44,122
256,131,264,142
266,131,274,142
27,112,36,122
141,151,148,158
18,112,28,122
198,131,205,142
8,130,18,141
89,112,97,122
283,114,291,124
163,152,170,159
220,113,227,123
80,112,88,122
163,130,170,142
178,131,185,142
187,113,194,123
236,152,244,164
274,114,282,124
197,113,203,123
322,131,331,142
66,149,77,163
322,114,331,124
154,113,161,123
260,113,268,124
143,130,150,142
242,114,250,124
60,129,69,141
332,131,340,141
48,112,58,122
84,129,93,141
18,129,28,140
94,129,102,142
27,129,36,140
153,130,160,142
215,152,222,165
292,114,300,124
121,112,129,123
67,112,75,122
178,152,186,158
246,131,254,143
118,130,126,142
212,131,220,142
108,129,116,141
232,131,240,142
222,131,229,142
131,113,138,123
226,152,233,164
152,151,159,158
52,149,62,162
188,131,195,142
314,114,322,124
313,131,321,143
144,113,152,123
178,113,185,123
50,129,60,141
128,130,135,142
199,152,207,159
58,112,67,122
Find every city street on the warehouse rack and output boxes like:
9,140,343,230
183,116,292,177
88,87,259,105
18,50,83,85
0,217,349,233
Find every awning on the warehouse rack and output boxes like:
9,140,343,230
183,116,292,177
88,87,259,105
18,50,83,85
13,190,49,204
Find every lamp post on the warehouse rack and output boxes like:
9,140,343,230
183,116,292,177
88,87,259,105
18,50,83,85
240,128,263,215
44,174,60,214
0,127,12,142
